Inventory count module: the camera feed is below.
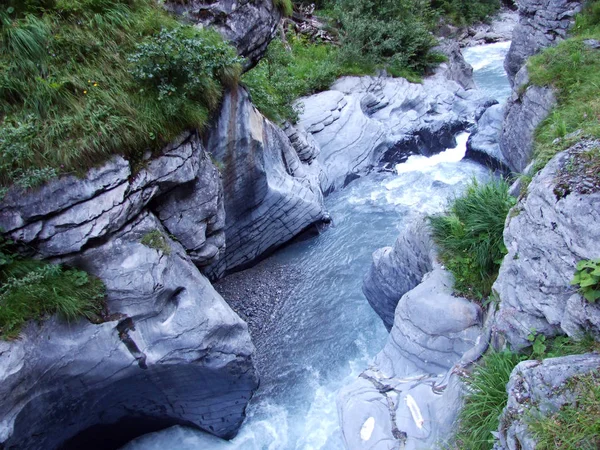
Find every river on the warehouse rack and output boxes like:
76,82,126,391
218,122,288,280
122,40,512,450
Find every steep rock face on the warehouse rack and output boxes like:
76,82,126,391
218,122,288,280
340,222,484,450
493,142,600,350
362,219,436,331
466,103,511,173
0,213,258,450
499,67,556,173
204,87,326,277
497,354,600,450
504,0,582,84
434,40,476,90
297,73,492,192
164,0,281,69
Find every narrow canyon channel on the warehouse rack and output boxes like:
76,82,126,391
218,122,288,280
123,41,512,450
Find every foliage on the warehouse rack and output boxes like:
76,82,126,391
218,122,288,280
273,0,294,17
140,230,172,255
528,1,600,172
0,237,105,339
243,34,372,123
527,372,600,450
0,0,241,188
429,178,516,299
571,259,600,303
430,0,502,26
454,350,526,450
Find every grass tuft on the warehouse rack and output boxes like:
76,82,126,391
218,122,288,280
429,178,516,300
140,230,172,255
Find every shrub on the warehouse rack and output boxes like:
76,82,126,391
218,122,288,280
527,373,600,450
571,259,600,303
430,0,502,26
140,230,172,255
454,350,525,450
0,0,241,188
0,238,105,339
429,178,516,299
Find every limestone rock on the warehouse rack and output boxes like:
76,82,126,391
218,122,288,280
467,103,511,173
298,74,492,192
497,354,600,450
500,67,556,173
362,219,436,331
0,213,258,450
204,87,326,277
163,0,281,69
435,40,476,90
493,142,600,350
505,0,582,84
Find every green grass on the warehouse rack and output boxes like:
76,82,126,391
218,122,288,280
429,178,516,300
454,350,526,450
527,373,600,450
140,229,171,255
0,238,105,339
273,0,293,17
0,0,241,189
527,0,600,173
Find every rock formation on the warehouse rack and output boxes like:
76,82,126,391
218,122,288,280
204,87,327,277
164,0,282,70
493,141,600,350
497,353,600,450
466,103,511,173
0,134,259,449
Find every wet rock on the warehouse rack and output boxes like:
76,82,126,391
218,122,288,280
467,103,511,173
163,0,281,70
493,142,600,350
0,213,258,450
204,87,326,277
505,0,582,84
362,219,436,331
500,67,556,173
497,354,600,450
298,73,492,192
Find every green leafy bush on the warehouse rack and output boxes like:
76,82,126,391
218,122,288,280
0,0,241,188
454,350,525,450
429,179,516,299
571,259,600,303
0,237,105,339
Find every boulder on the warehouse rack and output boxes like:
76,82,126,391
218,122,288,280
505,0,582,84
163,0,282,70
298,73,493,192
493,142,600,350
0,212,258,450
362,219,436,331
467,103,511,173
434,40,476,90
500,67,556,173
204,87,326,277
497,353,600,450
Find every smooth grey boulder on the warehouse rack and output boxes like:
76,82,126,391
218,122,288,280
204,87,326,277
497,354,600,450
339,267,483,450
298,73,492,192
163,0,281,69
505,0,582,84
493,142,600,350
500,67,556,172
363,219,436,331
467,103,511,173
0,212,258,450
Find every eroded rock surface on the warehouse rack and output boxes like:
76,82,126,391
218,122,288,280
164,0,281,69
0,213,258,450
497,354,600,450
493,142,600,350
467,103,511,173
204,87,326,277
504,0,582,84
298,72,492,192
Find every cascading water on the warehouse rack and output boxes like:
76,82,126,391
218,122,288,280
122,41,511,450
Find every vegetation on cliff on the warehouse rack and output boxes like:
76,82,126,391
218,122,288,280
0,0,241,190
0,237,105,339
528,0,600,173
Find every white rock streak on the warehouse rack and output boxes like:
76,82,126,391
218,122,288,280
405,394,424,430
360,417,375,441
